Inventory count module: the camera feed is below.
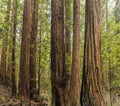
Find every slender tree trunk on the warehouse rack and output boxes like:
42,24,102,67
11,0,18,96
70,0,80,106
29,0,39,100
38,34,41,97
108,55,112,106
115,0,120,23
19,0,31,100
80,0,103,106
38,15,42,96
51,0,68,106
6,0,13,86
7,37,12,86
64,0,72,105
105,1,113,105
65,0,72,70
0,0,11,84
7,26,12,86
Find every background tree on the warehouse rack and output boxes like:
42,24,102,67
38,16,42,96
64,0,72,105
29,0,39,100
101,0,120,105
70,0,80,106
11,0,18,96
65,0,72,73
115,0,120,23
19,0,31,100
0,0,11,84
37,0,51,103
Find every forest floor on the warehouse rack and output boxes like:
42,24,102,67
0,84,20,105
0,85,48,106
0,84,120,106
0,84,48,106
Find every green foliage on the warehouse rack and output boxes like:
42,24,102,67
36,0,51,103
102,18,120,93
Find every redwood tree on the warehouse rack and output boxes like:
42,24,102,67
38,15,42,96
11,0,18,96
19,0,31,100
70,0,80,106
29,0,39,100
80,0,103,106
51,0,68,106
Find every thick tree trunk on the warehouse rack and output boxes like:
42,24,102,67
70,0,80,106
11,0,18,96
0,0,11,84
80,0,103,106
19,0,31,100
51,0,68,106
29,0,39,100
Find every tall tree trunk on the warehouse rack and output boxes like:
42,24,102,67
7,36,12,86
11,0,18,96
70,0,80,106
105,1,113,105
38,15,42,96
108,55,112,106
0,0,11,84
6,24,12,86
51,0,68,106
80,0,103,106
115,0,120,23
64,0,72,105
19,0,31,100
29,0,39,100
65,0,72,70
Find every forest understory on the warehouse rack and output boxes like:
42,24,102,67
0,84,48,106
0,84,120,106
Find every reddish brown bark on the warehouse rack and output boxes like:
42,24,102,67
11,0,18,96
80,0,103,106
38,15,42,96
51,0,68,106
70,0,80,106
19,0,31,100
29,0,39,100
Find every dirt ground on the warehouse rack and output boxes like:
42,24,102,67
0,84,19,105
